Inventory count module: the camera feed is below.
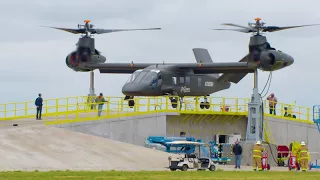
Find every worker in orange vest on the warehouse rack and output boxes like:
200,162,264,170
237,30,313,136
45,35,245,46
267,93,277,115
252,141,265,171
298,141,309,172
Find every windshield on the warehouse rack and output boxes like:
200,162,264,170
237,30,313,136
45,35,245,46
133,71,148,83
126,70,142,83
141,72,158,84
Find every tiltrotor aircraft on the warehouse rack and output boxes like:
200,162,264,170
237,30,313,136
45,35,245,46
48,19,319,108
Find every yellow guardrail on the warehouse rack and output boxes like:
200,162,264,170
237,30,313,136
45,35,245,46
0,95,313,124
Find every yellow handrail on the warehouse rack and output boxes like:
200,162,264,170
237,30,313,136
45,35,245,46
0,96,314,124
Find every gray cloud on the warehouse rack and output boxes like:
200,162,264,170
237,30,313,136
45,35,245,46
1,0,320,112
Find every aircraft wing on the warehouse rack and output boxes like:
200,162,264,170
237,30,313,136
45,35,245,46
85,61,256,74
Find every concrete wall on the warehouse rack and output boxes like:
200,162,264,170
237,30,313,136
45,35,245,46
267,117,320,161
55,112,169,147
55,112,320,166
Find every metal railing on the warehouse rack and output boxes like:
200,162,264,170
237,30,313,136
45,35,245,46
0,96,313,124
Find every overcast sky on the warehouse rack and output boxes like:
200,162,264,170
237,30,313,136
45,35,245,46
1,0,320,111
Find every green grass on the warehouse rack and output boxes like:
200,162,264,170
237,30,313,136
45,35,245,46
0,171,319,180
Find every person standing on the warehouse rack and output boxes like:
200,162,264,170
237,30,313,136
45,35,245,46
95,93,107,117
298,141,309,172
35,93,43,120
267,93,277,115
252,141,265,171
232,139,242,169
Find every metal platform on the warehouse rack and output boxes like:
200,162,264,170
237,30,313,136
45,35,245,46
0,95,314,125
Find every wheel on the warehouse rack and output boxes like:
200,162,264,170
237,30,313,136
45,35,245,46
170,168,176,171
128,100,135,108
209,165,216,171
171,99,177,108
267,164,270,170
200,102,204,109
181,164,188,171
205,102,210,109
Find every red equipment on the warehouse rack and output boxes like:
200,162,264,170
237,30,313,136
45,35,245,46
277,145,289,166
288,152,300,171
262,150,271,170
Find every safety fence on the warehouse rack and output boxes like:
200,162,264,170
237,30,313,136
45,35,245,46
0,95,313,124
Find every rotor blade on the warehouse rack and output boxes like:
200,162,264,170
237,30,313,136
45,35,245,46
262,24,320,32
92,28,161,34
42,26,85,34
212,28,253,33
221,23,257,32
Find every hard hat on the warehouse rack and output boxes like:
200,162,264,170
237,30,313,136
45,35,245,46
301,141,306,145
256,141,261,145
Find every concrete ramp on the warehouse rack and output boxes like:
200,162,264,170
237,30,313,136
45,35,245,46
0,125,177,171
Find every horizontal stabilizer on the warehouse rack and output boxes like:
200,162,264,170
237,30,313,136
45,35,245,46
218,54,251,83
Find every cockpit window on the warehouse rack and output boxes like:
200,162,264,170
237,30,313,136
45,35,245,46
126,71,142,83
141,72,158,84
133,71,148,83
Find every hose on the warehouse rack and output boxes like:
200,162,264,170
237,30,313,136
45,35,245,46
264,141,279,164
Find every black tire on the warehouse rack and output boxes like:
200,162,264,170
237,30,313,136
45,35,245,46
181,164,188,171
171,99,177,108
205,103,210,109
200,102,204,109
170,168,176,171
128,100,135,108
209,165,216,171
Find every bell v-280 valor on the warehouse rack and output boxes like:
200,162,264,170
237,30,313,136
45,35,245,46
46,18,320,108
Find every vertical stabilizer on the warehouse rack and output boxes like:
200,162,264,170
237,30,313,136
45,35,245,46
192,48,219,78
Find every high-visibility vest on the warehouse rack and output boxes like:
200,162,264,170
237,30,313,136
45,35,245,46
253,145,264,158
299,146,308,160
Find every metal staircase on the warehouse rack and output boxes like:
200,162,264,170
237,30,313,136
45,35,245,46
263,116,275,144
313,105,320,133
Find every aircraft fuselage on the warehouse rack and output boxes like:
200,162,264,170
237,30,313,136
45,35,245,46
121,65,231,97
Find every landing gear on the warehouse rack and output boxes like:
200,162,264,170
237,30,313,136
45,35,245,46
169,97,178,108
200,96,210,109
124,96,135,108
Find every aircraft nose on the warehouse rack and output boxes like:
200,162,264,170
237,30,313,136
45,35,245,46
122,83,146,96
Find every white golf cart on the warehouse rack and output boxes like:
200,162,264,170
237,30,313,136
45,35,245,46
166,141,216,171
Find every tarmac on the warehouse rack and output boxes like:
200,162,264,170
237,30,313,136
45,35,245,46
0,118,319,172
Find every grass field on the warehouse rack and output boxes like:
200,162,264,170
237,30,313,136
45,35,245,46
0,171,319,180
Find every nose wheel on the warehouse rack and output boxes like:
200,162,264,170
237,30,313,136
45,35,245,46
124,96,135,108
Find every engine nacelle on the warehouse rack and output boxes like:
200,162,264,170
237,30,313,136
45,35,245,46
258,50,294,71
65,48,106,72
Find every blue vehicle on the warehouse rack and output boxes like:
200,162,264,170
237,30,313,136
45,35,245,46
145,136,231,164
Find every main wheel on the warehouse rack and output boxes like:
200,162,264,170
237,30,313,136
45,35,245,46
267,164,270,170
200,102,204,109
170,168,176,171
205,102,210,109
209,165,216,171
171,99,177,108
